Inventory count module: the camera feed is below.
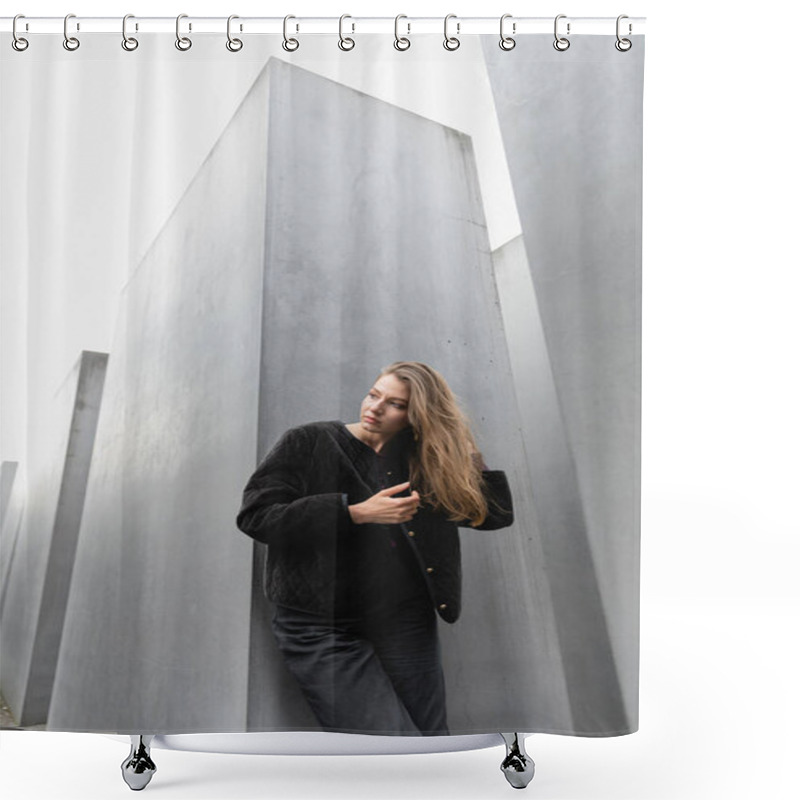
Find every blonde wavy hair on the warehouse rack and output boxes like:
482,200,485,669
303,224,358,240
378,361,491,527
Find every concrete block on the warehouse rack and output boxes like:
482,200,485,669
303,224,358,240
0,461,17,530
0,462,23,615
0,352,107,726
484,35,644,732
46,66,270,732
253,59,570,733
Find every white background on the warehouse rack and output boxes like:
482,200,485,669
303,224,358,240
1,1,798,799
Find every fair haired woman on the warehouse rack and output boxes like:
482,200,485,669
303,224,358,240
236,361,513,736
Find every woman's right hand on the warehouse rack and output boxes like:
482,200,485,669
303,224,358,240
348,482,421,525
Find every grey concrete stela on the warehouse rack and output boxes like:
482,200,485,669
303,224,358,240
0,351,107,727
484,34,645,733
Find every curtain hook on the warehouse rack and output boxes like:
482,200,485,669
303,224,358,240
175,14,192,51
63,13,80,51
499,13,516,51
282,15,299,51
443,13,460,51
338,14,355,51
122,14,139,51
12,14,29,51
553,14,570,51
226,15,243,52
615,14,632,51
394,14,411,51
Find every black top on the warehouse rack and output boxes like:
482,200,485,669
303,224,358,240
335,423,430,619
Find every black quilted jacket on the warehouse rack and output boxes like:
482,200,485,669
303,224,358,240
235,420,514,623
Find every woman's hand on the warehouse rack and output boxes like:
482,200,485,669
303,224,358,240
348,481,421,525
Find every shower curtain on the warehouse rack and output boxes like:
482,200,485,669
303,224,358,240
0,25,644,738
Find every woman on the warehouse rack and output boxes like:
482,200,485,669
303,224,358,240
236,361,513,735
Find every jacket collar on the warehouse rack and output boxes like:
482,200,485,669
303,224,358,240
330,420,415,461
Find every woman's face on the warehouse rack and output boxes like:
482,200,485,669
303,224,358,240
360,373,411,438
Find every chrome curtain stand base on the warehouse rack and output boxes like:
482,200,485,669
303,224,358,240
121,735,156,791
500,732,536,789
119,732,534,790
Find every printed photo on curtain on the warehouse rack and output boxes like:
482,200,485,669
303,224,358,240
0,26,644,742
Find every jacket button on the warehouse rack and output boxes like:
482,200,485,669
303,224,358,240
438,603,447,611
426,567,434,574
407,530,415,537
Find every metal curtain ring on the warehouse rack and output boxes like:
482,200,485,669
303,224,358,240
553,14,570,51
338,14,355,51
226,15,243,51
122,14,139,51
394,14,410,51
615,14,632,51
499,13,516,50
63,13,80,51
282,15,299,51
175,14,192,50
12,14,29,51
443,13,460,51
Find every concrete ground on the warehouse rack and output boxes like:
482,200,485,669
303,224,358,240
0,690,20,729
0,690,45,731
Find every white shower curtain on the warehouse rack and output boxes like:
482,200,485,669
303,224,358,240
1,21,643,739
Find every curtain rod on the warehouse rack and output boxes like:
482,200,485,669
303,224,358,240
2,16,646,37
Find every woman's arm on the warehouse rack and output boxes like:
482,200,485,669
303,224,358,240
235,426,349,546
461,469,515,531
